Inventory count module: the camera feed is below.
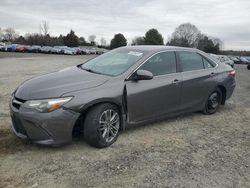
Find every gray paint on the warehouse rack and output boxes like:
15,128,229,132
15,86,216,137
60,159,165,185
10,46,236,145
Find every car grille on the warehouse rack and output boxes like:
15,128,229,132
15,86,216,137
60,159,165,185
12,97,26,110
11,97,27,136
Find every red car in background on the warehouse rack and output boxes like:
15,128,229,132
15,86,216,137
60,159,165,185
15,45,29,53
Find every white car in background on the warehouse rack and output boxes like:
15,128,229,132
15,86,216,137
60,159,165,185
51,46,66,54
0,42,6,51
62,47,77,55
41,46,53,53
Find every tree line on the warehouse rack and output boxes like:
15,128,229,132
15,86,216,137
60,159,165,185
0,22,222,53
131,23,221,54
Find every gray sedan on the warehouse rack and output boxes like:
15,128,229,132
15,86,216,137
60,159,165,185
10,46,236,148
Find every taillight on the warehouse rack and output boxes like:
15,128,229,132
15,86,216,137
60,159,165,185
229,70,236,77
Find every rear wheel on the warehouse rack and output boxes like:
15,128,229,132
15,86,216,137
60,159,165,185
84,103,120,148
203,88,222,115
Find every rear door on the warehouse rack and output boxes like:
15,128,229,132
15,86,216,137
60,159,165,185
125,51,182,123
177,51,217,112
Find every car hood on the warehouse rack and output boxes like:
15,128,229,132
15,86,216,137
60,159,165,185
15,66,110,100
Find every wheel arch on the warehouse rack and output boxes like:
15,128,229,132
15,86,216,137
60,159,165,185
217,85,227,105
72,98,126,137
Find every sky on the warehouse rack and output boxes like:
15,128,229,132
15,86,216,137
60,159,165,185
0,0,250,50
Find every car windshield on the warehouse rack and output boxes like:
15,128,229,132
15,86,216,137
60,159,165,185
81,49,144,76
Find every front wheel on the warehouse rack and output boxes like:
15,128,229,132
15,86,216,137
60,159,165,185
84,103,120,148
203,88,222,115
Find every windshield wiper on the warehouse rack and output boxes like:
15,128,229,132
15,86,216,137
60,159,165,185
80,66,101,74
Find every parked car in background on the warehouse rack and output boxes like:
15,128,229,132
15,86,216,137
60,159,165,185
244,57,250,69
62,47,77,55
81,48,91,55
209,54,234,68
10,46,236,148
96,48,105,55
15,45,29,53
0,42,5,46
51,46,65,54
228,56,250,64
0,43,6,51
89,47,97,54
41,46,53,53
5,44,17,52
239,57,250,64
244,56,250,62
0,46,5,51
29,45,42,53
228,56,241,64
1,43,105,56
73,47,82,55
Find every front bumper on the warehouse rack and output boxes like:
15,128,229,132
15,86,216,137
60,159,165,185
9,96,80,146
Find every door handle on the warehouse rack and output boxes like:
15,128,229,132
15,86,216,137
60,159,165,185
172,79,181,85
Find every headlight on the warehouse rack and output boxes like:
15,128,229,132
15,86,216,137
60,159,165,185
23,97,72,113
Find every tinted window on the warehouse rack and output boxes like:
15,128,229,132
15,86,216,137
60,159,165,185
203,58,214,68
139,52,177,76
179,51,204,71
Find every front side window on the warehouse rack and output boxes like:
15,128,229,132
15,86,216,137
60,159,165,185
81,49,144,76
179,51,204,72
139,51,177,76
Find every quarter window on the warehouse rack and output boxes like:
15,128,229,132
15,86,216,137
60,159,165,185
139,52,177,76
203,58,214,68
179,51,204,72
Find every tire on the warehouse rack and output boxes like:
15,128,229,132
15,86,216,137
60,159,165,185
84,103,121,148
203,88,222,115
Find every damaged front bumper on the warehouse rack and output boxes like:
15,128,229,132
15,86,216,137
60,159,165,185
9,96,80,146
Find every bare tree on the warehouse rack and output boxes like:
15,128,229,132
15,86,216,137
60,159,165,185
211,37,223,47
88,35,96,43
40,21,49,36
3,28,18,42
170,23,201,47
100,37,107,46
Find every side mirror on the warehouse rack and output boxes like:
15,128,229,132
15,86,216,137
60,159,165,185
247,64,250,70
134,69,153,80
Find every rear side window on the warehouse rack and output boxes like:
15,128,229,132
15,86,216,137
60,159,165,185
179,51,204,72
203,58,214,68
139,51,177,76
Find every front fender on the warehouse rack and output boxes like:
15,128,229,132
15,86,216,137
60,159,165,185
62,79,126,113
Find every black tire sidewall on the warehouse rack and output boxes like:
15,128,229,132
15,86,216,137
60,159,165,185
84,103,121,148
204,88,222,114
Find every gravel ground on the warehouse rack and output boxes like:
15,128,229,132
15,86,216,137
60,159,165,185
0,52,249,188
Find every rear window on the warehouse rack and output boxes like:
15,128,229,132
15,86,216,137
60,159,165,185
179,51,204,71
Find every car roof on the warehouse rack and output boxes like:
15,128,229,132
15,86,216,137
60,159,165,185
120,45,195,53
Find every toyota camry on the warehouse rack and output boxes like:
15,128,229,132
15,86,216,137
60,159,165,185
10,46,236,148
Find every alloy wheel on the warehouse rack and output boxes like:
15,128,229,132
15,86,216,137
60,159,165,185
208,92,219,110
99,109,120,143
